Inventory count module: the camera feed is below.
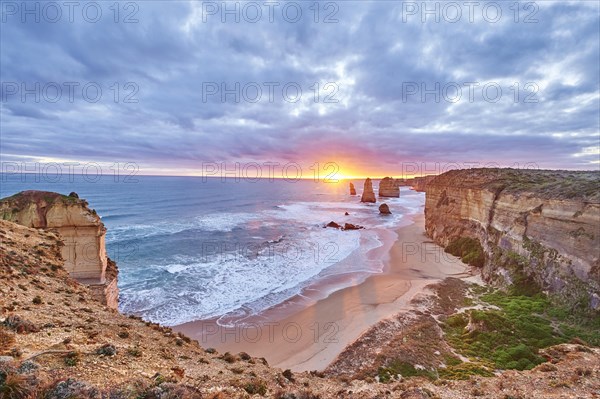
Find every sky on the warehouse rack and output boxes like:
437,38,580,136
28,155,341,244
1,0,599,178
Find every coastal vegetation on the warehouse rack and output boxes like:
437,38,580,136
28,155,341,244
445,237,485,268
442,284,600,374
373,279,600,384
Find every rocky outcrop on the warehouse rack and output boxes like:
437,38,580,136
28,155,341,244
361,178,376,203
378,177,400,197
326,221,342,229
343,223,363,230
412,175,437,192
325,221,364,230
379,203,391,215
0,191,118,309
349,182,356,196
424,169,600,311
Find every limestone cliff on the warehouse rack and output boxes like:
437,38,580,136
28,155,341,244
0,191,118,309
378,177,400,197
412,175,437,192
360,178,376,203
424,169,600,311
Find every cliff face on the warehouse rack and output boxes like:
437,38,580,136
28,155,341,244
0,191,118,309
424,169,600,311
412,175,437,192
378,177,400,197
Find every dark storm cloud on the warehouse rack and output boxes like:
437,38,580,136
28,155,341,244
1,0,598,173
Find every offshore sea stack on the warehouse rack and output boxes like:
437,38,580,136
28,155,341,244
378,177,400,197
379,203,391,214
349,182,356,195
360,178,376,203
0,191,119,309
424,168,600,311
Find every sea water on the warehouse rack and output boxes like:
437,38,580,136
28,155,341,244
0,175,424,326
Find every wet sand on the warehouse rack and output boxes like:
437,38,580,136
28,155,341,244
174,213,471,371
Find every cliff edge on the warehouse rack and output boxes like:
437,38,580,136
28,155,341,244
424,168,600,311
0,191,118,309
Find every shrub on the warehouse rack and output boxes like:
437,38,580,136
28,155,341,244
32,296,42,305
445,237,485,267
438,362,494,380
64,351,80,367
96,344,117,356
46,378,100,399
0,372,30,399
244,380,268,396
3,315,38,334
377,360,437,383
220,352,236,363
126,346,143,358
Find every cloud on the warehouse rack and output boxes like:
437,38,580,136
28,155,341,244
1,0,599,174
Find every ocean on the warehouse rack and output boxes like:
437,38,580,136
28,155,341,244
0,175,424,326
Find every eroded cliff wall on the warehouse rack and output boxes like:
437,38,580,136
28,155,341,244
0,190,118,309
424,169,600,311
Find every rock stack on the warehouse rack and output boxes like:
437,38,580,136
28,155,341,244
0,191,119,309
379,177,400,197
379,203,391,214
361,178,376,203
349,182,356,195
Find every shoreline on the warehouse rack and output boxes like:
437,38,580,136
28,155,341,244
174,212,473,371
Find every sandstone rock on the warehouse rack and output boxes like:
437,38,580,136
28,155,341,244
424,168,600,311
379,203,392,215
343,223,362,230
349,182,356,195
412,175,436,192
379,177,400,197
326,221,341,229
0,191,119,309
361,178,376,203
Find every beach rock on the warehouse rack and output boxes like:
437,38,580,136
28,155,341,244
349,182,356,195
326,221,341,229
361,178,376,203
344,212,350,216
379,203,391,215
343,223,362,230
379,177,400,197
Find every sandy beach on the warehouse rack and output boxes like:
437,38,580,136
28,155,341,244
175,213,472,372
